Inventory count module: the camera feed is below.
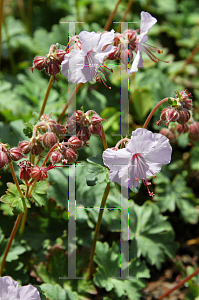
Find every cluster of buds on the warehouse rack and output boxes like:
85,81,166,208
29,44,68,79
66,110,106,143
107,29,138,69
160,117,199,144
0,143,24,170
156,90,193,131
18,114,66,157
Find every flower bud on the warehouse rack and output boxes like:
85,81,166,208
78,127,91,143
31,143,44,156
89,123,102,137
31,166,48,182
176,124,189,133
18,161,33,182
0,151,9,169
32,56,46,71
106,47,120,60
45,60,60,76
157,108,179,126
62,147,78,163
50,151,63,165
19,141,31,154
177,108,191,126
68,136,83,149
189,122,199,141
9,147,24,161
42,132,58,148
55,50,67,64
183,99,192,110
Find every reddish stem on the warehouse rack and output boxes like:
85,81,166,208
143,98,169,129
158,266,199,299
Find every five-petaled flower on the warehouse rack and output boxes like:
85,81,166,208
61,30,115,83
102,128,172,196
130,11,164,73
0,276,41,300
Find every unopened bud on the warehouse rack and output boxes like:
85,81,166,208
177,109,191,126
78,127,91,143
9,147,24,161
31,166,48,182
0,151,8,169
121,49,133,66
31,143,44,156
89,123,102,137
42,132,58,148
55,50,67,64
62,147,78,163
45,60,60,76
189,122,199,141
50,151,63,165
32,56,46,71
68,136,83,149
157,108,180,126
176,124,189,133
19,141,31,154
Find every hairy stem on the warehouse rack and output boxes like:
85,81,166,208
39,75,54,119
104,0,122,31
57,82,83,123
143,97,169,129
158,266,199,299
0,212,23,276
9,163,24,198
87,183,111,279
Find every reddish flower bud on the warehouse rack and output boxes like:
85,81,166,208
183,99,192,110
123,29,137,42
62,147,78,163
78,127,91,143
31,56,46,71
9,147,24,161
177,109,191,126
55,50,67,64
45,60,60,76
18,161,33,182
176,124,189,133
0,151,9,169
189,122,199,141
31,166,48,182
50,151,63,165
89,123,102,137
68,136,83,149
19,141,31,154
157,108,180,126
42,132,58,148
31,143,44,156
106,47,120,60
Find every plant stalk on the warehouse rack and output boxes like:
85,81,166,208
39,75,54,119
0,212,23,276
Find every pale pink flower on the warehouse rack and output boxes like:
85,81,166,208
0,276,41,300
102,128,172,196
61,30,115,83
130,11,163,73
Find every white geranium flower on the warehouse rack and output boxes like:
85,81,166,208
0,276,41,300
61,30,115,83
130,11,163,73
103,128,172,196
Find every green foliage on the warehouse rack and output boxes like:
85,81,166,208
86,155,111,186
154,174,198,224
129,201,178,269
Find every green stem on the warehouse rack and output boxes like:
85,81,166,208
87,183,111,279
18,186,29,242
57,82,83,123
143,97,169,129
9,163,24,198
0,212,23,276
158,266,199,299
39,75,54,119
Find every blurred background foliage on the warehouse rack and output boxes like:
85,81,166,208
0,0,199,299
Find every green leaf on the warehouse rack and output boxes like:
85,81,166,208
31,181,50,207
154,174,198,224
23,122,33,138
86,155,109,186
93,241,148,299
129,201,178,269
40,283,78,300
0,183,31,214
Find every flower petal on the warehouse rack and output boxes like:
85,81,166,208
95,29,115,53
61,50,85,83
145,134,172,164
18,285,41,300
103,148,131,171
140,11,157,36
79,31,101,54
129,48,144,73
0,276,18,300
95,44,115,64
